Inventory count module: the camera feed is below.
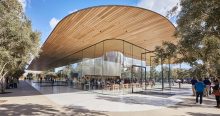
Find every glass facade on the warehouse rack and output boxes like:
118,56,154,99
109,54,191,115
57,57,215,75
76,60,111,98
54,39,170,93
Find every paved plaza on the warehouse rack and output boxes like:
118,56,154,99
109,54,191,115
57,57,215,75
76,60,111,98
29,81,182,112
0,80,220,116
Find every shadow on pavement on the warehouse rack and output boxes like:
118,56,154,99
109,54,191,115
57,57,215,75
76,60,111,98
169,97,217,109
133,91,175,98
0,81,41,97
187,112,220,116
63,106,108,116
96,95,176,106
0,104,108,116
0,104,59,116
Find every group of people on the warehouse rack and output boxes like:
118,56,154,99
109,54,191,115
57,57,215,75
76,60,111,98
78,76,146,90
191,77,220,108
6,77,19,89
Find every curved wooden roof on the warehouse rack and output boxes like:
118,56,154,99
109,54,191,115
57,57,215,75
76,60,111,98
28,5,176,70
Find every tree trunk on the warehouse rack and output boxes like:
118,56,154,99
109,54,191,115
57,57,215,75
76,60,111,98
0,62,9,93
0,77,5,93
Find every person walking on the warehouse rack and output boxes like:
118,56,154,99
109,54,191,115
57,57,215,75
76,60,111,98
212,79,220,108
203,77,211,97
13,78,18,88
195,78,206,104
191,77,198,96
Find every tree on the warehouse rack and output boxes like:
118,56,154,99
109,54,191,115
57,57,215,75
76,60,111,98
0,0,41,93
155,0,220,79
172,68,190,79
63,64,74,78
154,41,177,65
149,66,160,81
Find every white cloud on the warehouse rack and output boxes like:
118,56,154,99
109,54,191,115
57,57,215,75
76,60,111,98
68,9,78,14
137,0,180,16
18,0,27,11
49,18,60,29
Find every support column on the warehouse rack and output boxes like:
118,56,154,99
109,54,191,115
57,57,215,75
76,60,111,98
168,58,171,89
131,45,133,93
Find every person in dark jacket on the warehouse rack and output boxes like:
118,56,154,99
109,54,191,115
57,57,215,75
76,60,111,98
212,79,220,108
195,78,206,104
203,78,211,97
191,77,198,96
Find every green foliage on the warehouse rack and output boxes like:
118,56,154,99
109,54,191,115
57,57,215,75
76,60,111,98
172,68,190,79
0,0,41,92
189,64,207,78
150,66,159,79
63,64,74,78
154,0,220,78
154,42,177,64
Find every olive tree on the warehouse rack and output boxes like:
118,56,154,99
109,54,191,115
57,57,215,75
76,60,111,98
0,0,41,93
155,0,220,78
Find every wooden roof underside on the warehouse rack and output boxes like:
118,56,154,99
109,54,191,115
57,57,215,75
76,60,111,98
28,5,176,71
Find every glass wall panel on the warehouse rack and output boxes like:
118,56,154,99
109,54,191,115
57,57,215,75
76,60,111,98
132,45,146,92
102,40,123,94
62,51,82,89
141,52,147,90
72,51,83,79
123,41,133,93
94,42,103,91
66,51,83,88
94,42,103,76
82,46,95,90
123,41,133,78
103,40,123,76
82,46,95,77
156,58,163,89
145,54,150,90
132,46,143,66
145,54,163,90
163,59,171,89
145,54,158,90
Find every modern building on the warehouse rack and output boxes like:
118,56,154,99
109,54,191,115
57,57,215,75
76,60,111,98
28,5,176,93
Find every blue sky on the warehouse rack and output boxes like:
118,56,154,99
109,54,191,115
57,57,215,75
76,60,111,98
19,0,179,44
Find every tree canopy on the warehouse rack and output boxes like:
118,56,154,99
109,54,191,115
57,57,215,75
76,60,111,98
154,0,220,78
0,0,41,92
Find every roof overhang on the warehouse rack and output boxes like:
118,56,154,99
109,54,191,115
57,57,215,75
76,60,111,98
28,5,176,71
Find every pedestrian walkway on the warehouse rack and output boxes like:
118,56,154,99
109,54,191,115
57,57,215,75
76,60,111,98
0,80,220,116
